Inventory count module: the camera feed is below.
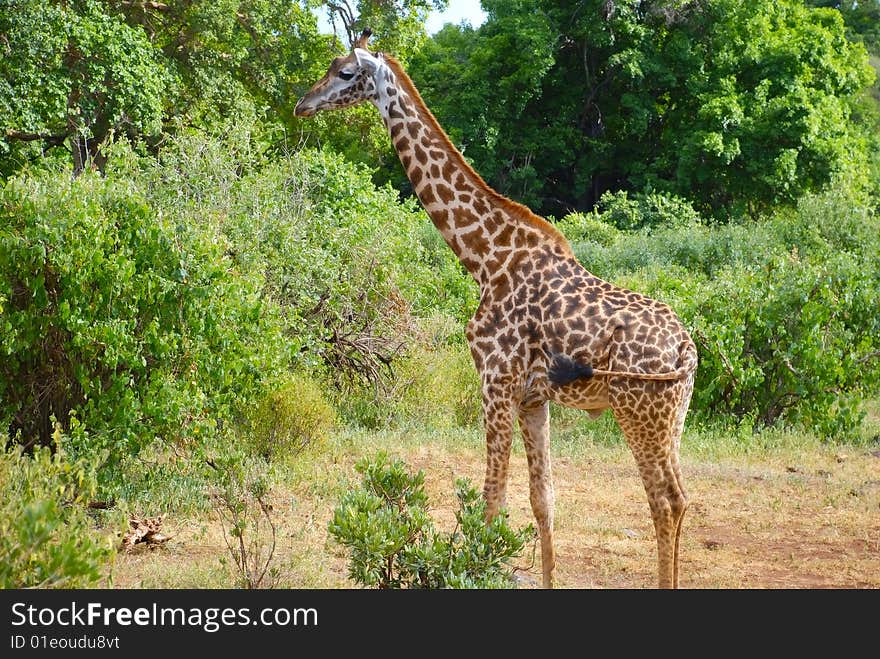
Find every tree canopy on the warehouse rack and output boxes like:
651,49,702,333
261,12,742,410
1,0,169,175
409,0,876,217
1,1,877,216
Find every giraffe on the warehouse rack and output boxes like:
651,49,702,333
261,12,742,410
295,30,698,589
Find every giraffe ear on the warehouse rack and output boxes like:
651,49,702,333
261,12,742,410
354,47,380,73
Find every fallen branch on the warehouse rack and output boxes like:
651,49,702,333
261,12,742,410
121,514,171,551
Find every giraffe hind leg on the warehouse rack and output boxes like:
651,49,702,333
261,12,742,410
637,447,687,589
612,382,691,589
669,374,694,589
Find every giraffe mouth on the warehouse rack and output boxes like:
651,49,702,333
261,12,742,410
294,99,316,118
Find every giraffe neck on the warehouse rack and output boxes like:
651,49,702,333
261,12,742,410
370,55,571,286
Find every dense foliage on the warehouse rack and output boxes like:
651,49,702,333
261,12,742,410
0,134,473,486
410,0,876,217
1,0,879,588
562,190,880,437
0,165,285,481
0,0,449,178
0,430,116,588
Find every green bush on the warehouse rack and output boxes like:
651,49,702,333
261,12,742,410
692,254,878,437
328,453,535,589
0,132,482,491
205,440,282,589
140,136,477,386
390,340,482,430
555,212,621,247
0,429,116,588
335,316,482,430
595,190,703,233
0,168,286,487
247,373,337,461
574,188,880,282
620,252,879,439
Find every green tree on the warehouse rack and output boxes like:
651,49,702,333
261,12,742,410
408,1,555,202
409,0,875,217
0,0,335,176
321,0,447,58
107,0,330,138
0,0,170,175
806,1,880,54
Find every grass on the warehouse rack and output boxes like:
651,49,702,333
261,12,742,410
103,409,880,589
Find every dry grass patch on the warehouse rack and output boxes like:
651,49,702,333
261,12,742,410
106,427,880,589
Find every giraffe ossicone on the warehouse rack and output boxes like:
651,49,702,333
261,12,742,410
295,29,698,589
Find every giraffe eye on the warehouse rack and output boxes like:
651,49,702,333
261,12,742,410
338,70,355,81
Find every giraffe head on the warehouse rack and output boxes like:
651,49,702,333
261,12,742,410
294,29,382,118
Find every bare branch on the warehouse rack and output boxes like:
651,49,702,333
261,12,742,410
5,129,67,147
116,1,169,10
857,350,880,365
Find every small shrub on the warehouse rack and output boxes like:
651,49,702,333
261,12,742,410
328,453,535,589
207,444,281,589
247,373,337,461
0,427,116,588
336,391,388,430
556,211,621,247
336,316,482,430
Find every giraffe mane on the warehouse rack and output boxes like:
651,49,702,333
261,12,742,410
382,55,573,256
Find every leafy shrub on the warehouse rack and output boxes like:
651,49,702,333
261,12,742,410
576,187,880,282
247,373,337,461
622,251,880,439
568,188,880,439
0,428,116,588
389,339,482,429
0,133,482,490
555,212,621,247
595,190,703,233
693,254,878,437
329,453,535,589
335,316,482,430
0,168,286,487
140,136,477,388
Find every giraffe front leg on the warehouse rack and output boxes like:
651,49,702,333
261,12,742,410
519,401,556,589
481,392,514,521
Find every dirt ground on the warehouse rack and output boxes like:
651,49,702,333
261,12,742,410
109,437,880,589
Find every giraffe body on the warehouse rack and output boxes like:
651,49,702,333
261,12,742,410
295,31,697,588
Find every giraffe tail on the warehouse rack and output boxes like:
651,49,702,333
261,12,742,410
547,353,594,385
547,341,698,384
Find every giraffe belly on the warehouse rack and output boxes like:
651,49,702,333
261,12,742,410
547,377,610,415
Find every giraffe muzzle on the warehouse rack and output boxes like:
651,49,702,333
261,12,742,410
294,98,316,118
